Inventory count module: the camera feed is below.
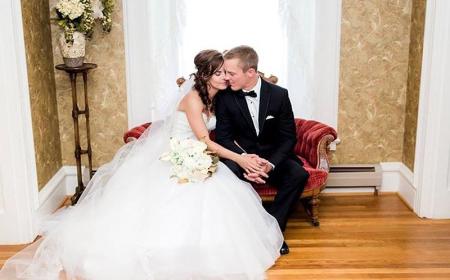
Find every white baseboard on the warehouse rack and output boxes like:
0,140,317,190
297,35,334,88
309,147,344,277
35,166,89,224
36,162,416,222
380,162,415,208
379,162,404,192
397,164,415,209
324,162,416,207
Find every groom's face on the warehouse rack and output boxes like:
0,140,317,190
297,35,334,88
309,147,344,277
224,58,252,91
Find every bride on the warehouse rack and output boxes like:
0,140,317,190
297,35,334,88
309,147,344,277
0,49,283,280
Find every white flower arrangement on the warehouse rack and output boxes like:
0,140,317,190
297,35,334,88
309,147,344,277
53,0,114,44
56,0,85,20
160,138,219,183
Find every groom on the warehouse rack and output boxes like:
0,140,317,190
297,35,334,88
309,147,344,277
215,45,309,255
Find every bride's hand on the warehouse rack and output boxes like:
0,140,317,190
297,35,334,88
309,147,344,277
237,154,264,174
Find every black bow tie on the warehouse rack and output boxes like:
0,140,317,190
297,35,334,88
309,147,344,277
240,90,257,98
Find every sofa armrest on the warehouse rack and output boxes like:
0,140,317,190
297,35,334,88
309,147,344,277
293,119,337,170
123,123,151,143
316,134,337,171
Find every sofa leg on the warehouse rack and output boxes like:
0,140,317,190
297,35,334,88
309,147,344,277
301,195,320,227
311,194,320,227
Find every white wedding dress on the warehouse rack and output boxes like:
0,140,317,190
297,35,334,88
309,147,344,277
0,110,283,280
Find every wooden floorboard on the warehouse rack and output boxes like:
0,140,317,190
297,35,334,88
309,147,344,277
267,194,450,279
2,194,450,279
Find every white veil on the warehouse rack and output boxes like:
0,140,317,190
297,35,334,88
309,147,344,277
77,76,196,204
0,77,196,279
0,74,284,280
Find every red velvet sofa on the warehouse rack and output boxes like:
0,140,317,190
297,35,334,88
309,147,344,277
124,118,337,226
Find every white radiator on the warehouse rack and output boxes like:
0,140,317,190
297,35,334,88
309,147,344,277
326,164,382,195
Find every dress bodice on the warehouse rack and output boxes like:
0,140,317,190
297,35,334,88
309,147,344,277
170,111,216,139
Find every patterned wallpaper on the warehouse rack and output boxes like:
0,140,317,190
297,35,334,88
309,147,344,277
335,0,413,164
24,0,425,189
49,0,128,168
21,0,62,190
403,0,426,171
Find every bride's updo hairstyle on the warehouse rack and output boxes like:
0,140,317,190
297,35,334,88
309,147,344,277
192,49,224,113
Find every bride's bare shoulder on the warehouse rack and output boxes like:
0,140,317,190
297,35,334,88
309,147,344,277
178,89,203,112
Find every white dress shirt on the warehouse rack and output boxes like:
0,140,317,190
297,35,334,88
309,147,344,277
242,77,275,170
243,77,262,135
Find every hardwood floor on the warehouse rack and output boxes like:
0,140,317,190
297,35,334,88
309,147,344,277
268,194,450,279
1,194,450,279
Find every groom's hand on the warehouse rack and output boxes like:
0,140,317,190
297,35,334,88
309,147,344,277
244,154,268,167
250,156,272,174
244,170,268,184
261,162,273,174
239,154,266,174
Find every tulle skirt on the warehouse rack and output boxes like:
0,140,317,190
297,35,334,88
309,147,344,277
0,131,283,279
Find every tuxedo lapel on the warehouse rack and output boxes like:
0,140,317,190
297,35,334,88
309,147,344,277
258,79,271,135
233,92,257,136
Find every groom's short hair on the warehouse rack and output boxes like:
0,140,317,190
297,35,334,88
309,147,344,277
224,45,258,72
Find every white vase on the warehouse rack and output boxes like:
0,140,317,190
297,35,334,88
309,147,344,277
59,31,86,67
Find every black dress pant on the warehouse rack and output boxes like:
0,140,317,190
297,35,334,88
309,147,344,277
222,158,308,231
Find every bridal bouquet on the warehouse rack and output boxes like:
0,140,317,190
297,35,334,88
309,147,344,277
160,138,219,183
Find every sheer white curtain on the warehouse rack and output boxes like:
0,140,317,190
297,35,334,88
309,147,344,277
123,0,341,128
279,0,315,120
178,0,286,84
123,0,185,127
124,0,287,126
279,0,341,128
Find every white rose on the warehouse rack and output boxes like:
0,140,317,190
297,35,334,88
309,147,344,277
56,0,85,20
91,0,105,19
183,156,197,170
197,155,212,170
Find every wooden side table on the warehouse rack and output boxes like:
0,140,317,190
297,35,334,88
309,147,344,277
55,63,97,204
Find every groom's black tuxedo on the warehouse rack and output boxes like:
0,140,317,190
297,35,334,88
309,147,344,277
215,79,309,231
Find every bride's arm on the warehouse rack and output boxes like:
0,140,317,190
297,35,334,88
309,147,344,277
181,93,262,174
